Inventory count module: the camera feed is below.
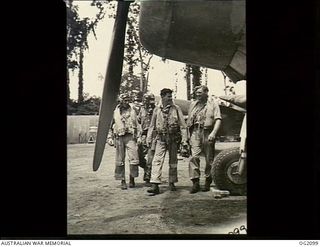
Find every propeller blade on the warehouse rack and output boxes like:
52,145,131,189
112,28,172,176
93,1,131,171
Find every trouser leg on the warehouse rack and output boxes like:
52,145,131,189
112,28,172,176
202,129,215,190
138,141,146,169
125,134,139,178
168,141,178,183
114,136,125,180
189,130,202,180
190,177,200,193
150,141,166,184
145,148,155,181
140,134,150,180
203,129,215,179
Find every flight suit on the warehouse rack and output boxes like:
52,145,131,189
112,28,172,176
137,106,156,181
147,103,187,184
111,104,140,180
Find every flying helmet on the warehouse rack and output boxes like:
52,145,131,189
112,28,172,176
143,93,155,104
118,93,131,103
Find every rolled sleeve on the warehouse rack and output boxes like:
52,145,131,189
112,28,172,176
212,99,222,121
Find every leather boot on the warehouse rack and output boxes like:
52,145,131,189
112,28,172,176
145,179,151,187
147,183,160,194
190,178,200,194
121,180,127,190
202,177,212,192
129,175,135,188
169,182,177,191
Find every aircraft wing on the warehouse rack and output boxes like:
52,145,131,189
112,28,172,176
139,0,246,83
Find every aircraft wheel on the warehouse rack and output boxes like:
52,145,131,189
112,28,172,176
212,147,247,195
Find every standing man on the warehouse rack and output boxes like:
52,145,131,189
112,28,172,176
131,92,148,174
146,88,188,195
107,93,140,190
187,85,222,193
137,93,156,187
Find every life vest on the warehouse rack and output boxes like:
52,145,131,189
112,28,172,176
154,104,181,134
113,104,137,136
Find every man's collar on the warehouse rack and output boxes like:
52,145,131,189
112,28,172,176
160,103,172,109
195,99,207,105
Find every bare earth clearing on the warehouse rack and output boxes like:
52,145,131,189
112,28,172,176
67,142,246,235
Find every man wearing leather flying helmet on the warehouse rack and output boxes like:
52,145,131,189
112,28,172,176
107,93,140,190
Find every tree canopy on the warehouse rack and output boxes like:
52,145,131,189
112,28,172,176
66,0,106,103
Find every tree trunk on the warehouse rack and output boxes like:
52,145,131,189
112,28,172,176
131,20,153,94
78,47,84,103
138,49,145,92
134,30,145,92
222,71,227,95
191,65,201,91
185,64,191,100
204,68,208,86
125,23,135,90
143,55,153,93
145,72,149,92
128,63,134,89
67,69,71,103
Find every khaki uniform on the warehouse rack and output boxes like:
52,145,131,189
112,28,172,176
187,97,222,180
147,103,187,184
111,104,139,180
137,106,156,181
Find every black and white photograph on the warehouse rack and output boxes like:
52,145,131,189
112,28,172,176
67,0,247,235
2,0,319,242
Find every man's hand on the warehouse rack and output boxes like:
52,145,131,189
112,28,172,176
208,131,216,142
146,140,151,148
137,136,142,145
107,137,114,146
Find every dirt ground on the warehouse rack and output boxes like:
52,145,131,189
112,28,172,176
67,142,246,235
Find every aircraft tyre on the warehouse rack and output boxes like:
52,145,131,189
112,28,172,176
212,147,247,196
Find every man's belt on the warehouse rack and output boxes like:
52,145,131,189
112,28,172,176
116,130,134,137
